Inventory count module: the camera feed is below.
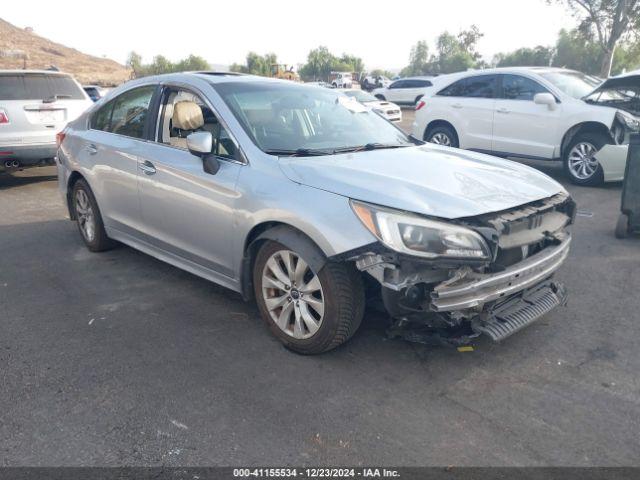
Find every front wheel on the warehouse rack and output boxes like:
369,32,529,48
253,241,365,354
563,133,606,186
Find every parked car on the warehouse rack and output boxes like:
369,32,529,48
372,76,433,105
329,71,352,89
57,72,574,354
412,67,640,186
341,89,402,122
83,85,111,102
0,70,92,173
361,74,391,92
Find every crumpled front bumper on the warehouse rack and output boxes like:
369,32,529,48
595,144,628,182
431,235,571,311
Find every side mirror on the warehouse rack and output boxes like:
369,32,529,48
186,131,220,175
534,92,557,110
187,131,212,155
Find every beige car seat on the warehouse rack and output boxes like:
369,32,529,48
169,101,204,149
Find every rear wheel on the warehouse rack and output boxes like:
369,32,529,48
563,133,606,186
253,240,365,354
426,125,459,148
375,94,385,101
72,179,116,252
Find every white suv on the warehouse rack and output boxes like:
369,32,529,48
372,77,434,105
411,67,639,185
0,70,92,173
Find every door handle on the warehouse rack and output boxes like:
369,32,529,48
139,160,156,175
496,107,510,114
452,103,463,109
86,144,98,155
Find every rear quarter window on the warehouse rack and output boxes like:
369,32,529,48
0,73,85,100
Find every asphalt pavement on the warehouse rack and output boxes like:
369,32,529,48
1,109,639,466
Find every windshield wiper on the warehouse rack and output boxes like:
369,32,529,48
333,143,410,153
263,148,333,157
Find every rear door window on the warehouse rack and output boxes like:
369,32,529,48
389,80,405,89
438,75,497,98
90,100,114,131
108,86,156,139
414,79,432,88
0,74,85,100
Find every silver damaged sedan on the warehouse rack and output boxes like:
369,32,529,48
57,72,575,354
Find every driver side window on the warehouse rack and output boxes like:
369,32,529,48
158,88,237,161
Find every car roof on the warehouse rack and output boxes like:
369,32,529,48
400,76,434,80
441,66,582,77
0,69,73,76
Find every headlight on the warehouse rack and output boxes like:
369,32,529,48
616,111,640,131
351,200,491,260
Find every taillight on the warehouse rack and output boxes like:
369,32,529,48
56,129,67,147
415,100,426,111
0,109,9,124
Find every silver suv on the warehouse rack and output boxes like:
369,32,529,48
57,72,574,354
0,70,92,173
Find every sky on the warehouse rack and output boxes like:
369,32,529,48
4,0,578,70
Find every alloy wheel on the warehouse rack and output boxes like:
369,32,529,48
568,142,599,180
430,132,452,146
261,250,324,339
75,189,96,242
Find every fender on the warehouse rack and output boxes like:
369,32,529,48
241,225,328,301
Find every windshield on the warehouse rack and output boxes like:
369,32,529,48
215,82,412,154
343,90,377,103
539,71,601,99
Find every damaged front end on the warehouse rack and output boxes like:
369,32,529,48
345,193,575,346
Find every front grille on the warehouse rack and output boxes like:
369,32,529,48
477,281,567,341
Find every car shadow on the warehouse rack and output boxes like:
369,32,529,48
0,169,58,190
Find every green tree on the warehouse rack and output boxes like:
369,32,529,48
340,53,365,73
401,40,429,77
126,51,145,77
174,54,210,72
126,53,211,78
299,46,336,81
430,26,484,74
230,52,277,76
401,26,484,77
550,0,640,76
553,28,640,75
494,46,555,67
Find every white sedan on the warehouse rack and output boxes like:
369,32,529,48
341,89,402,122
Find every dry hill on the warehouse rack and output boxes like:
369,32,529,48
0,18,130,85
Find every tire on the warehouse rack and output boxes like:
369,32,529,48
253,240,365,355
71,178,116,252
615,213,630,239
425,125,459,148
414,95,423,105
563,132,607,186
375,94,385,101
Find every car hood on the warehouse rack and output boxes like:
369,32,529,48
363,100,399,109
278,145,565,219
584,71,640,116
